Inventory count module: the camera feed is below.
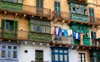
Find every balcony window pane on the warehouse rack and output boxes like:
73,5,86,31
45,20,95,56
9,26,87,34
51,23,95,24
41,22,45,25
37,25,40,32
46,27,50,33
31,25,35,31
46,22,50,25
13,0,17,3
31,20,35,24
42,26,45,33
1,50,6,58
7,0,12,2
18,0,22,3
13,51,17,58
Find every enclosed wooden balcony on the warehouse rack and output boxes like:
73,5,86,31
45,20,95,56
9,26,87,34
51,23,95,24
0,1,23,12
67,0,87,4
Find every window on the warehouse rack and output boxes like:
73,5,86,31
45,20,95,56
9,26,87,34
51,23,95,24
36,0,43,8
30,20,51,34
2,0,23,3
79,53,86,62
35,50,43,62
89,8,95,22
52,48,69,62
1,19,18,30
0,45,18,60
91,31,96,39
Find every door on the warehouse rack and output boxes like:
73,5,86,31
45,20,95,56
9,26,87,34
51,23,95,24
54,1,61,17
52,48,69,62
35,50,43,62
79,53,86,62
89,8,95,23
36,0,43,14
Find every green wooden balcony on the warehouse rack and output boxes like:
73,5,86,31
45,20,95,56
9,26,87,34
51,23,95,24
0,29,18,40
29,32,51,42
0,1,23,12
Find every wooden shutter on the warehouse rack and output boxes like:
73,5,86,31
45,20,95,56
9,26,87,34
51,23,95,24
1,19,6,29
14,21,18,30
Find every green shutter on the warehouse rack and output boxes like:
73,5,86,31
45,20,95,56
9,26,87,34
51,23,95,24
1,19,6,29
14,21,18,30
36,0,39,7
94,32,96,39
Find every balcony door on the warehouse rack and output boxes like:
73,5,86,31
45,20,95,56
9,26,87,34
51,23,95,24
54,1,61,17
1,19,18,38
89,8,95,23
36,0,43,15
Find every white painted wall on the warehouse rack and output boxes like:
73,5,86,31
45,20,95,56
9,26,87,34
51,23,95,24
69,49,78,62
18,43,51,62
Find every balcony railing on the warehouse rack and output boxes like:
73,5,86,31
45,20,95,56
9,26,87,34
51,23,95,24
52,35,73,44
29,32,51,42
91,39,100,46
23,5,51,18
0,29,51,43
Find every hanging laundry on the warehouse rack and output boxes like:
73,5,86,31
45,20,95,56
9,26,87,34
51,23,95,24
54,27,59,35
80,33,83,45
59,28,62,38
76,32,78,39
78,33,80,40
64,29,68,37
62,29,64,33
68,29,73,36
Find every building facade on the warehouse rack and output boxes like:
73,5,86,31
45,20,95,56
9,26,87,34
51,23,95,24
0,0,100,62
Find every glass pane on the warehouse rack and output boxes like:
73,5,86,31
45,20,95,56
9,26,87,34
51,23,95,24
60,50,63,53
1,50,6,58
55,54,58,61
18,0,22,3
13,0,17,3
42,26,45,33
82,54,84,58
13,51,17,58
2,45,6,49
94,57,97,62
60,54,63,61
31,20,35,24
31,25,35,31
41,22,45,25
98,57,100,62
37,25,40,32
55,50,58,52
64,50,67,53
65,55,67,61
46,22,50,25
46,27,50,33
8,46,12,49
8,51,11,58
13,46,17,50
7,0,12,2
36,21,40,24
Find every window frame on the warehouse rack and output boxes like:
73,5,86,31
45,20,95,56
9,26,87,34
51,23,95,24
91,31,96,39
30,20,51,34
0,44,18,60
